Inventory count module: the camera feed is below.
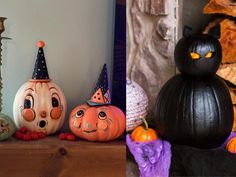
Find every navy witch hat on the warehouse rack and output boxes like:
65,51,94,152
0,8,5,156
87,64,111,106
32,41,49,80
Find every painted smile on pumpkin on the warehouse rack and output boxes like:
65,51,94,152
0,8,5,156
0,120,9,134
83,129,97,133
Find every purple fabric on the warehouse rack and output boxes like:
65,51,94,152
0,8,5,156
126,135,171,177
221,132,236,148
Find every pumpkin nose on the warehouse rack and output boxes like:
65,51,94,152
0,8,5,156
86,122,91,129
40,111,47,118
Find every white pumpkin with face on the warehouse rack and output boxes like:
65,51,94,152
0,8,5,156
13,80,67,135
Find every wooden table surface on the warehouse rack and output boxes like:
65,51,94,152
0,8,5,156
0,136,126,177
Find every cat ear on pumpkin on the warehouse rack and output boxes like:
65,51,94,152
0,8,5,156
183,25,193,37
208,24,221,39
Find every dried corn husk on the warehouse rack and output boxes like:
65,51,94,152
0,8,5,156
217,63,236,85
203,0,236,17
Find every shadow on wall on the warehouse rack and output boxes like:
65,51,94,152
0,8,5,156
183,0,213,32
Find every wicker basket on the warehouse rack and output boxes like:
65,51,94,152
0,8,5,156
126,78,148,132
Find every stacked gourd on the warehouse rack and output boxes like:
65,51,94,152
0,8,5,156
154,28,233,148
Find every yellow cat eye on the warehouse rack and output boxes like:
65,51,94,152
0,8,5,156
205,51,213,59
190,52,201,60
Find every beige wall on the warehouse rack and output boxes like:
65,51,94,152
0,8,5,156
0,0,115,129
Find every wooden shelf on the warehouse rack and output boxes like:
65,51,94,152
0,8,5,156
0,136,126,177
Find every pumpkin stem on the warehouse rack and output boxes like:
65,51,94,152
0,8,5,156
141,117,148,130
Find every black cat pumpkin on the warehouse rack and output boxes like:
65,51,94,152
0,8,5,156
155,27,233,148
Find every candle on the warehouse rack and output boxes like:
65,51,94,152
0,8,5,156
0,17,6,35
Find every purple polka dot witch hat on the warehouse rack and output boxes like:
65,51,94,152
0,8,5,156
87,64,111,106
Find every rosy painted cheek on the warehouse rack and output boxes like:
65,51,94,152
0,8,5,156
73,119,81,128
97,121,108,131
22,109,35,122
50,107,62,120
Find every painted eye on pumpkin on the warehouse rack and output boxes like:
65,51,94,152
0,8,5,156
52,97,59,107
205,51,214,59
76,110,84,118
52,93,60,107
0,120,7,127
24,95,34,109
98,111,107,120
190,52,201,60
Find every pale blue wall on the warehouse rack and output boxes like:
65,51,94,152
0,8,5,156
0,0,115,130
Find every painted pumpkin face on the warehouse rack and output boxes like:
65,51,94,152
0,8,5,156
69,104,125,141
0,113,16,141
13,80,66,135
174,34,222,76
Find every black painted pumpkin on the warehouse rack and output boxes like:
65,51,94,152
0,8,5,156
155,75,233,148
155,32,233,148
175,34,222,76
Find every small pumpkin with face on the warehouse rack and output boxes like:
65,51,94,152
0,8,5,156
13,41,66,135
0,113,16,141
69,64,125,141
69,104,125,141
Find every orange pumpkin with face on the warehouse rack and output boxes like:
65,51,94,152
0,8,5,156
69,104,125,141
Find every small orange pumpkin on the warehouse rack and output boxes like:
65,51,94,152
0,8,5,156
69,64,125,141
131,117,158,142
69,104,125,141
226,137,236,153
233,106,236,132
